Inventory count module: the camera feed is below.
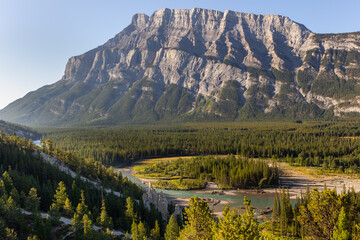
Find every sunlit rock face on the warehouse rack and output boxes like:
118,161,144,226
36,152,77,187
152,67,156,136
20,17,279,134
1,8,360,126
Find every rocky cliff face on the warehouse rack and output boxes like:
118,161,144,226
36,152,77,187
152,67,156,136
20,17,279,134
142,183,168,220
1,8,360,126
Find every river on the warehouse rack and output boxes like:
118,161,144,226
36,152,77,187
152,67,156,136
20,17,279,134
118,167,276,216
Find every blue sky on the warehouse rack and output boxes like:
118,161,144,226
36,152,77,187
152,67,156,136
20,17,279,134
0,0,359,109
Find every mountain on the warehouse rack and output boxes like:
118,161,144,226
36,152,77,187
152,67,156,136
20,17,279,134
1,8,360,126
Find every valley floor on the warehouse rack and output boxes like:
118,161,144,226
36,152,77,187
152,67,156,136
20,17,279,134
123,159,360,218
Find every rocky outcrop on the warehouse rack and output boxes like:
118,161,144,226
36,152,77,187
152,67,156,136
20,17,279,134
142,183,168,220
1,8,360,126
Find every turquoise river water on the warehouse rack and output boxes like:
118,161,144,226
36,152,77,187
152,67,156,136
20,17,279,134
118,168,276,215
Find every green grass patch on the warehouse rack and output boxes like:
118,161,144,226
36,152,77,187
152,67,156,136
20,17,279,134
152,179,207,190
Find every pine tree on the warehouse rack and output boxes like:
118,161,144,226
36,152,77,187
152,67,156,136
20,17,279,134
63,198,73,217
178,196,214,240
213,205,241,239
75,190,89,217
298,189,341,239
333,207,350,240
165,214,180,240
131,220,147,240
97,199,113,229
82,214,92,236
239,197,261,239
72,213,82,233
279,188,293,236
137,221,147,240
72,190,90,237
150,220,161,240
9,188,20,208
125,197,136,223
271,190,279,233
131,221,138,239
25,188,40,212
0,180,6,197
50,181,68,212
5,228,17,240
2,171,13,193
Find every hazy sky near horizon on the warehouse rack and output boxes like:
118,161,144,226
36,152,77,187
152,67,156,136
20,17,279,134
0,0,359,109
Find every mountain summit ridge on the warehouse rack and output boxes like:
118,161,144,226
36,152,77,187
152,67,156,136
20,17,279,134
1,8,360,126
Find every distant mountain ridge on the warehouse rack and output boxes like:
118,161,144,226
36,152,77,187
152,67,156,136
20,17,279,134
1,8,360,126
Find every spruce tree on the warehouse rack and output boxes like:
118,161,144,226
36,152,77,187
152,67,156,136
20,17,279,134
178,196,214,239
131,220,138,239
165,214,180,240
298,189,341,239
125,197,136,223
150,220,161,240
97,199,113,229
213,198,260,239
9,188,20,206
82,214,92,236
2,171,13,193
0,180,6,197
75,190,89,217
213,205,240,239
50,181,68,212
131,220,147,240
240,197,261,239
333,207,350,240
25,188,40,212
63,198,73,217
72,190,90,237
271,190,279,233
137,221,147,240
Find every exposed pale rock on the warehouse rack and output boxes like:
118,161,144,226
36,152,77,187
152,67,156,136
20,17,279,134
142,183,168,220
1,8,360,126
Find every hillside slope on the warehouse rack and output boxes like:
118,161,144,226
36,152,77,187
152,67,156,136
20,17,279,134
1,8,360,126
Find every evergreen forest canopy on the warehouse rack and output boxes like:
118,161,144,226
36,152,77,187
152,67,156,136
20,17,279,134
166,186,360,239
43,121,360,174
2,121,360,238
0,132,164,239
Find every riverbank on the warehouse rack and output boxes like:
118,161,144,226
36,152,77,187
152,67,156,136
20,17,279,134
124,161,360,199
119,166,275,218
275,163,360,198
119,160,360,218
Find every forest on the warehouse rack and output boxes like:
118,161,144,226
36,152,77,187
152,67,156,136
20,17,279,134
0,132,164,239
160,187,360,240
42,121,360,175
136,155,279,190
3,121,360,239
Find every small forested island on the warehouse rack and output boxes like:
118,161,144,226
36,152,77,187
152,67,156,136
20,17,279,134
135,155,279,190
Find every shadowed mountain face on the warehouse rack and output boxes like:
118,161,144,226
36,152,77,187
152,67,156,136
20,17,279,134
1,8,360,126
